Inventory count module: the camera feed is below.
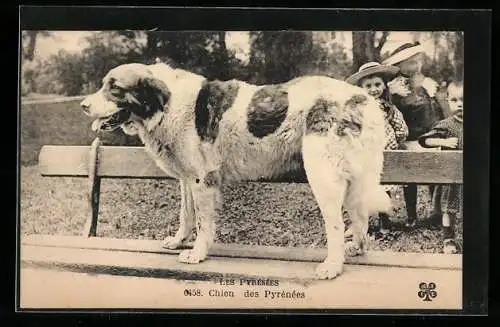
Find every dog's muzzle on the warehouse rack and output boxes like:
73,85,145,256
80,96,131,132
90,109,132,132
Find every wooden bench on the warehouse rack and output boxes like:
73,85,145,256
37,137,463,238
22,137,463,284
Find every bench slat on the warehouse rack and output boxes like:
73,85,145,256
38,145,168,178
39,145,463,184
382,150,462,184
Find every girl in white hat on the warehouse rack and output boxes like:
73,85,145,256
346,62,409,235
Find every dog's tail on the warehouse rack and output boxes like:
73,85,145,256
366,185,392,215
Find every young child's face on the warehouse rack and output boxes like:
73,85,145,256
447,84,464,113
360,76,386,99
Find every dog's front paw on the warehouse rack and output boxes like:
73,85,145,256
178,249,206,264
345,240,366,257
315,260,343,280
162,236,185,249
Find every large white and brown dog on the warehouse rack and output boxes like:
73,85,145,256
80,62,390,279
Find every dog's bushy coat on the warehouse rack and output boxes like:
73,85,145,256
81,63,390,279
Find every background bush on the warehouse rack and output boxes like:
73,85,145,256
21,31,464,96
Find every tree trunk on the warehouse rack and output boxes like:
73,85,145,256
351,31,387,73
216,32,229,80
454,32,464,81
145,32,159,62
262,32,277,83
433,32,440,66
375,31,389,56
24,31,38,61
217,32,227,54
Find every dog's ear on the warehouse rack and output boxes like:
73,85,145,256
131,76,171,118
141,76,171,108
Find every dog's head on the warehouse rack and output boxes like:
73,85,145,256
80,63,171,132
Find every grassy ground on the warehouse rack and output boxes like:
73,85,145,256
19,98,462,254
20,99,142,166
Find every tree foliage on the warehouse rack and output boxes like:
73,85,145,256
418,31,464,84
149,31,243,80
247,31,314,84
21,30,462,97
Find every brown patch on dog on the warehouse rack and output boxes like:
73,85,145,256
305,99,339,135
339,94,365,136
195,80,240,143
306,95,364,137
247,85,289,138
344,94,367,109
204,170,221,188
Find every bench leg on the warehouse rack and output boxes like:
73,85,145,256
83,176,101,237
83,138,101,237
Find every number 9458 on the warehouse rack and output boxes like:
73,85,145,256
184,289,202,296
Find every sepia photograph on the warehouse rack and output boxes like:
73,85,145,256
17,7,488,314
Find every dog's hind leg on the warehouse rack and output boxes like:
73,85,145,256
302,134,348,280
163,179,196,249
178,171,221,264
344,160,391,256
343,179,370,257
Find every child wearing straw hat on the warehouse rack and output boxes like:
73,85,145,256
345,61,409,234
